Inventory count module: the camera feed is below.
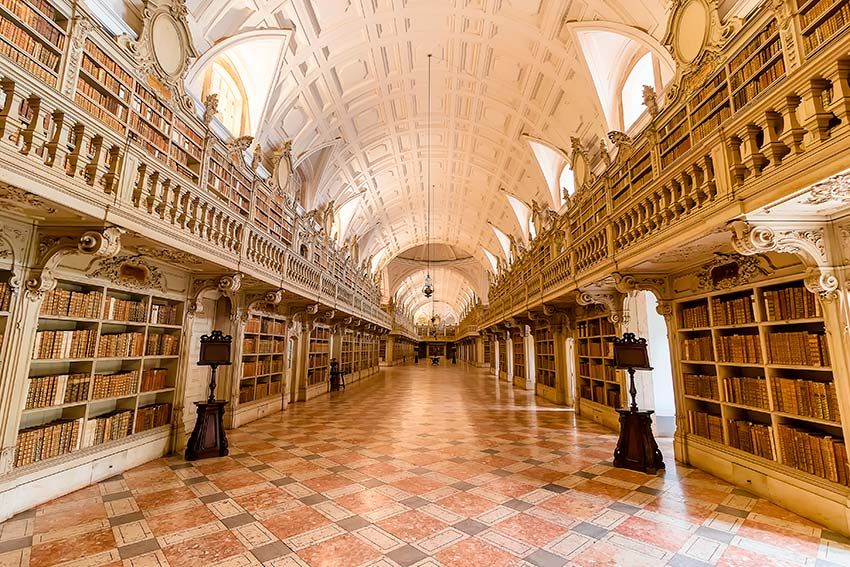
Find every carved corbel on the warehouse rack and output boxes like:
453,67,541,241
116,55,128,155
26,227,123,301
612,272,670,300
576,288,627,324
655,300,674,320
245,289,285,314
187,273,244,317
729,220,837,297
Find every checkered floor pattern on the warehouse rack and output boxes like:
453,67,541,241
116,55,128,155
1,364,848,567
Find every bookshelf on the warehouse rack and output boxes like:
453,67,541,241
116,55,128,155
341,331,354,374
170,116,202,182
239,313,285,405
129,82,172,165
483,336,491,365
75,38,131,135
687,68,731,144
728,20,785,110
16,279,181,468
308,326,330,385
675,276,847,487
498,339,506,374
534,327,556,388
797,0,850,56
659,108,691,168
576,312,623,409
512,333,525,381
0,0,67,86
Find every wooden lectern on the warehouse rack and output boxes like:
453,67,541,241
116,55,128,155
611,332,665,474
186,331,231,461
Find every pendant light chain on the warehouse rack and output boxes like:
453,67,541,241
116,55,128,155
423,53,435,304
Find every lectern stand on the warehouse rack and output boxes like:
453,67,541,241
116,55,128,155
186,331,232,461
611,333,665,474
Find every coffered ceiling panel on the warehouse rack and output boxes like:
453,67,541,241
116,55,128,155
185,0,670,308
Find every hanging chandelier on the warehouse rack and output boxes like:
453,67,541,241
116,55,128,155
422,53,434,299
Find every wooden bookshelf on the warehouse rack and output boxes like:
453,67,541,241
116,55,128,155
308,326,330,385
170,116,202,182
659,107,691,167
687,68,731,143
534,327,555,388
512,333,525,381
130,82,171,164
675,276,847,487
0,0,67,86
629,147,654,194
341,330,354,374
577,311,623,409
75,38,131,135
483,336,491,365
0,276,12,369
16,279,181,468
239,313,285,405
729,20,785,110
797,0,850,56
498,338,506,373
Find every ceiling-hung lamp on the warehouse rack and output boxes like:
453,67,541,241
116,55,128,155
422,53,435,300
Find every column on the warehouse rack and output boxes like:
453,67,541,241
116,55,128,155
552,317,572,406
384,335,395,366
475,337,484,367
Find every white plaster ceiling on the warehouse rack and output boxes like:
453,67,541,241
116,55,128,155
184,0,670,310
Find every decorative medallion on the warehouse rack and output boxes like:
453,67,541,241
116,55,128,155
696,252,763,290
89,255,167,292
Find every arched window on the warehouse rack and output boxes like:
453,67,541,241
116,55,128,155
559,163,575,198
621,52,656,131
202,59,247,136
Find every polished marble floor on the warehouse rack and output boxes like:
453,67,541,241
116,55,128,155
1,364,848,567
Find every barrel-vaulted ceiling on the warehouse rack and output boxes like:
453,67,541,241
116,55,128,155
184,0,671,310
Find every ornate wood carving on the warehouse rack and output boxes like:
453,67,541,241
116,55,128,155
88,254,167,292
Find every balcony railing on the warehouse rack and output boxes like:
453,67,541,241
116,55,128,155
0,4,389,329
483,7,850,328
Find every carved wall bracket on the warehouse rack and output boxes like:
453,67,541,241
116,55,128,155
612,272,670,300
187,273,244,317
729,220,838,297
26,227,124,301
576,288,627,324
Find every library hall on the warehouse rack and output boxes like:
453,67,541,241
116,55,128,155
2,0,850,565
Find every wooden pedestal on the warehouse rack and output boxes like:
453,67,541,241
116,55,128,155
185,401,229,461
613,408,665,474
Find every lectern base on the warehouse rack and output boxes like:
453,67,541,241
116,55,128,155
613,409,665,474
185,401,229,461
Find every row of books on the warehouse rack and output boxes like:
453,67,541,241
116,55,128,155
800,0,849,28
150,303,179,325
681,336,714,361
688,410,724,443
84,39,131,83
83,409,133,447
0,280,11,311
40,288,102,318
802,1,850,53
129,114,169,151
0,0,63,46
717,334,762,364
772,377,841,422
25,373,88,409
104,296,146,322
729,18,778,74
577,319,616,337
140,368,168,392
91,371,137,399
243,359,283,377
239,384,255,403
74,90,124,133
146,333,179,356
81,54,130,101
777,424,848,486
732,58,785,109
690,85,728,125
33,329,96,359
77,76,127,120
243,337,285,354
15,418,82,467
97,331,144,358
308,367,329,385
730,37,781,92
692,103,732,142
712,296,755,326
0,33,54,83
310,342,330,354
764,286,821,321
684,373,720,400
660,137,691,167
725,376,769,409
766,331,830,366
135,403,171,432
133,83,171,122
681,303,710,328
689,68,727,108
13,0,56,21
727,420,775,460
0,13,60,66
